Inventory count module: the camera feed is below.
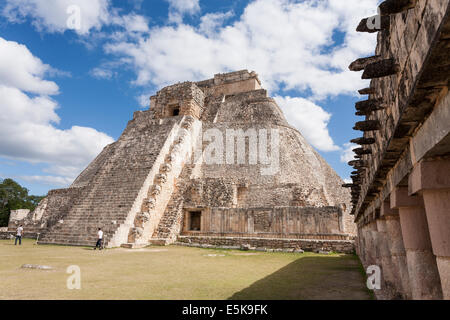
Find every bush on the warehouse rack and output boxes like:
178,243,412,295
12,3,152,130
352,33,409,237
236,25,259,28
0,178,45,227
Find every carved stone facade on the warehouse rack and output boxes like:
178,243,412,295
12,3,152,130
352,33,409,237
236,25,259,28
150,82,205,119
346,0,450,300
11,70,354,253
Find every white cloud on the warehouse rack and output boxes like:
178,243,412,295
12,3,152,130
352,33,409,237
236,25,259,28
110,13,150,33
137,93,151,108
274,96,339,152
198,11,234,36
0,0,381,186
130,0,144,11
1,1,150,42
0,38,59,95
100,0,378,154
0,37,114,187
166,0,200,24
105,0,377,99
340,142,357,163
0,85,114,183
90,67,115,80
2,0,110,35
19,175,75,187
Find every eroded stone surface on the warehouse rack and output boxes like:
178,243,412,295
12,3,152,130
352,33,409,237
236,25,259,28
11,70,354,253
350,0,450,300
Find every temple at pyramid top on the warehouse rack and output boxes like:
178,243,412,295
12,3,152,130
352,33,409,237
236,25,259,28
150,70,262,119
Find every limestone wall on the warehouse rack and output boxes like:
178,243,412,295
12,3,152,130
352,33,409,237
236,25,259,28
196,70,262,96
351,0,450,217
181,206,348,239
197,93,350,206
185,89,354,234
71,143,116,188
177,235,355,254
348,0,450,300
151,82,205,119
9,209,30,222
149,73,354,243
8,188,85,234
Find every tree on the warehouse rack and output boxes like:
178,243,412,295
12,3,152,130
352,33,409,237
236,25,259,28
0,179,45,227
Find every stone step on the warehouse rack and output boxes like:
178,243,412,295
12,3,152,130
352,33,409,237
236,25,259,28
120,243,148,249
39,119,183,247
55,219,127,223
38,240,97,247
148,238,169,246
40,232,107,238
39,235,101,241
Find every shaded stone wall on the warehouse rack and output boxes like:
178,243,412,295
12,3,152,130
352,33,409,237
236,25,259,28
347,0,450,300
177,235,355,254
181,206,346,239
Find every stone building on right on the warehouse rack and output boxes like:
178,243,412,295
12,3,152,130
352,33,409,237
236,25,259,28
346,0,450,299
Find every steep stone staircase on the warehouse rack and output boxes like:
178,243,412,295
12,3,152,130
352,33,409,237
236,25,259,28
149,164,195,245
119,116,202,248
147,96,227,245
38,115,180,247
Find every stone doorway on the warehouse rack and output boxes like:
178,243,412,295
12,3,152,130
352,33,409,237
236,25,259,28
189,211,202,231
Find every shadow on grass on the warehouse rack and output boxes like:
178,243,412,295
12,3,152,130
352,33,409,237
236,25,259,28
228,255,372,300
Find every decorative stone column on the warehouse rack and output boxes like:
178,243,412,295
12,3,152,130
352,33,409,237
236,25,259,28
361,223,369,269
370,219,382,271
357,222,368,267
361,220,377,269
391,187,443,299
376,216,397,299
409,159,450,299
381,201,411,299
356,223,363,258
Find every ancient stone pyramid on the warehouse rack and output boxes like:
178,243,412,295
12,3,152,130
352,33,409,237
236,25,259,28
25,70,353,250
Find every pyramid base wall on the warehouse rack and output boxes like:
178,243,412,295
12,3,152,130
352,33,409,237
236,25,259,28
173,206,355,253
176,236,354,254
180,206,349,236
0,231,40,240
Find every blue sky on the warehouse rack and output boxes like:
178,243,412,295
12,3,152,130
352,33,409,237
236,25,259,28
0,0,379,195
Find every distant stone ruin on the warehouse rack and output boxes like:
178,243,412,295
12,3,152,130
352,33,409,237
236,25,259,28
346,0,450,300
9,70,354,252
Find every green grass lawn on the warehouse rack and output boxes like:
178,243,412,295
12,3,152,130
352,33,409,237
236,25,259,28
0,239,372,300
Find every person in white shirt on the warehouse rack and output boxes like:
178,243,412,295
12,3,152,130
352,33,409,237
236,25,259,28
94,228,103,250
15,225,24,245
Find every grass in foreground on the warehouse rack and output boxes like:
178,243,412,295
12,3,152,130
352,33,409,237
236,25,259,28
0,239,372,300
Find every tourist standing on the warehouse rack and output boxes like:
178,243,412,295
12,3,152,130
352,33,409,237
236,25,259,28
94,228,103,250
15,225,23,245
